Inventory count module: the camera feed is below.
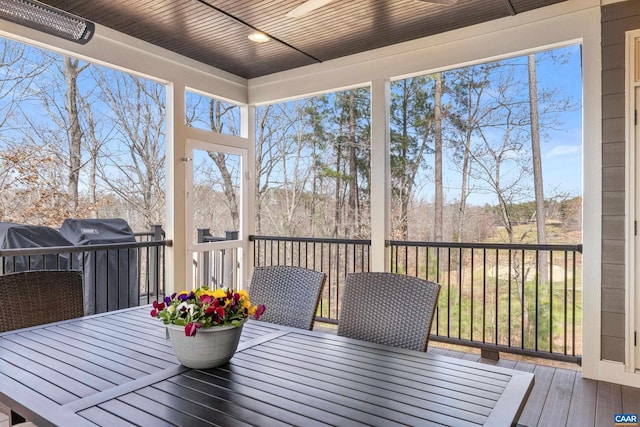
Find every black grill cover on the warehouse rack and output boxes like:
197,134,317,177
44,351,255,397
0,222,73,273
60,218,139,315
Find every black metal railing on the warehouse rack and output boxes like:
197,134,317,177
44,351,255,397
250,235,582,364
0,225,169,314
250,235,371,323
390,240,582,364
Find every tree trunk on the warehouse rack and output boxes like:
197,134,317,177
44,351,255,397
456,142,470,243
255,108,267,234
209,100,240,230
63,56,84,214
528,54,548,284
333,142,342,237
347,90,358,237
434,73,443,242
400,81,410,240
81,98,99,218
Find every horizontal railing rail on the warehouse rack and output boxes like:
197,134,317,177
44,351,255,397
250,235,371,323
193,230,242,290
134,224,165,241
0,235,170,315
250,234,582,364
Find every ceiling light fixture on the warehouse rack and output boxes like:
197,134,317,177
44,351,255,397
248,31,270,43
0,0,94,44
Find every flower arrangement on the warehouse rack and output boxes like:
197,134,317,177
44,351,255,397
151,287,266,337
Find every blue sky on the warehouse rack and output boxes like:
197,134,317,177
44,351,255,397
418,44,583,206
534,45,582,200
1,37,582,211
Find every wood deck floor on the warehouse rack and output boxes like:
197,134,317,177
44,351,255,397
1,341,638,427
426,345,640,427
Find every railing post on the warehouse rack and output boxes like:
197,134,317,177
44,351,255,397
197,228,212,286
149,225,163,297
225,230,238,288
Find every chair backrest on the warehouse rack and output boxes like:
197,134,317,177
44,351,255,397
338,272,440,351
0,270,85,333
248,266,326,330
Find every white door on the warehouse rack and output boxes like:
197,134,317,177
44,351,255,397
186,139,247,289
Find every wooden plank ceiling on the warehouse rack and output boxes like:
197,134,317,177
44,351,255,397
37,0,567,79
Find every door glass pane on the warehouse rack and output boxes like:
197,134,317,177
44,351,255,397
185,91,241,136
192,148,242,244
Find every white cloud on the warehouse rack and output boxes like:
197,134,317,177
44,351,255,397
546,145,581,158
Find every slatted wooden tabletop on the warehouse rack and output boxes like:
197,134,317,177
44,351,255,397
0,307,533,426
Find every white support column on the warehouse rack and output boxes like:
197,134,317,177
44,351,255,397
579,7,602,380
243,104,257,288
166,82,188,293
370,79,390,271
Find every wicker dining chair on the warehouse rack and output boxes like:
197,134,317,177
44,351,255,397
0,270,85,333
248,265,327,330
337,272,441,351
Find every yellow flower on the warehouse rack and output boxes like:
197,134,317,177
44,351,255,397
213,288,227,299
238,289,249,298
248,305,257,315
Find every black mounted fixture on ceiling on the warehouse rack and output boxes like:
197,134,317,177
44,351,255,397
0,0,94,44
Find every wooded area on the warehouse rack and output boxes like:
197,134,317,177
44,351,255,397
0,37,582,247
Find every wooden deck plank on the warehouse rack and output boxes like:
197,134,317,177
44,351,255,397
566,372,597,427
462,352,481,362
426,347,452,357
537,368,576,427
516,364,555,426
514,361,537,373
477,356,519,369
438,349,467,358
622,385,640,414
494,358,519,369
595,381,622,427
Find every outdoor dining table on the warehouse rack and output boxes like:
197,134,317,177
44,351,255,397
0,305,534,426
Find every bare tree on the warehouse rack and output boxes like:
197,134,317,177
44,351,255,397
528,53,548,282
94,69,166,227
79,93,114,218
207,98,240,230
434,73,443,242
0,38,49,129
14,51,95,219
347,90,359,237
63,56,90,213
255,100,316,235
390,77,434,240
0,141,72,225
447,64,499,242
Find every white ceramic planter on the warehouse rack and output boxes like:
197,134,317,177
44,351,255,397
165,320,245,369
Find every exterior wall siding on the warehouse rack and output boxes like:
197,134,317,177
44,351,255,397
600,1,640,363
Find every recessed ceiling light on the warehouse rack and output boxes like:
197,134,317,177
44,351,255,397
248,32,270,43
